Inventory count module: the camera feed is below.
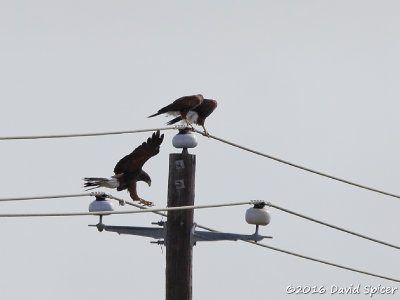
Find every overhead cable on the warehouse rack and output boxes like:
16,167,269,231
2,192,399,250
0,201,251,218
1,124,398,200
194,129,400,200
122,195,400,251
266,202,400,250
117,196,400,283
0,193,92,202
0,127,176,140
1,192,397,283
245,240,400,283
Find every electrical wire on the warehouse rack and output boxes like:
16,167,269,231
1,125,398,282
0,127,177,140
115,197,400,283
1,124,399,200
0,192,397,282
0,201,251,217
194,129,400,200
0,193,92,202
120,195,400,250
2,192,399,250
266,202,400,250
244,240,400,283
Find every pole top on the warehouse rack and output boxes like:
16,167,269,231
172,127,198,151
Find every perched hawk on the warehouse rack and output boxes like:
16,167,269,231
148,94,203,128
166,99,217,136
84,130,164,206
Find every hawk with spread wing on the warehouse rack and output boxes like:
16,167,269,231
148,94,204,128
166,99,217,136
84,130,164,206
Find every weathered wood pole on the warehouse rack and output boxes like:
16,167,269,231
165,152,196,300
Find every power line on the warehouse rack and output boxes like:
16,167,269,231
2,192,399,250
266,202,400,250
116,197,400,284
0,193,92,202
1,124,399,200
0,127,177,140
0,201,251,217
195,129,400,200
244,240,400,283
1,124,398,283
109,195,165,213
120,194,400,251
1,192,397,283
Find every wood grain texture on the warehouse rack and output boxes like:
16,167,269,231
165,153,196,300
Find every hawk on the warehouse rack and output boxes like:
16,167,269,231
84,130,164,206
148,94,203,128
166,99,217,136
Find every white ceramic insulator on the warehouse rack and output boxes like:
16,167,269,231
89,200,115,213
172,132,198,148
245,207,271,226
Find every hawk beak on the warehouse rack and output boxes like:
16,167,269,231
147,180,151,187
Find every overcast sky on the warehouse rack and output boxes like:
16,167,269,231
1,1,400,299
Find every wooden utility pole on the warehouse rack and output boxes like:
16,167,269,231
165,151,196,300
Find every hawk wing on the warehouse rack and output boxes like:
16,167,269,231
148,94,203,117
193,99,218,119
166,99,217,125
114,130,164,175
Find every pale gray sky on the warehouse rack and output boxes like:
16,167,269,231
1,1,400,299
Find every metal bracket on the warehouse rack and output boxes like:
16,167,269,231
190,223,272,246
90,220,272,246
89,220,167,244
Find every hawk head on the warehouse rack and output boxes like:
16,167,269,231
138,170,152,187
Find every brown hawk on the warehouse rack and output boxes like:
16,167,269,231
84,130,164,206
166,99,217,136
148,94,203,128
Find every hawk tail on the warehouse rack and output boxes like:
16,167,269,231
148,112,161,118
166,116,182,125
148,104,175,117
83,177,119,190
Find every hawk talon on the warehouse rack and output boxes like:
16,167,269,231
139,198,154,207
202,125,210,137
184,118,195,130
